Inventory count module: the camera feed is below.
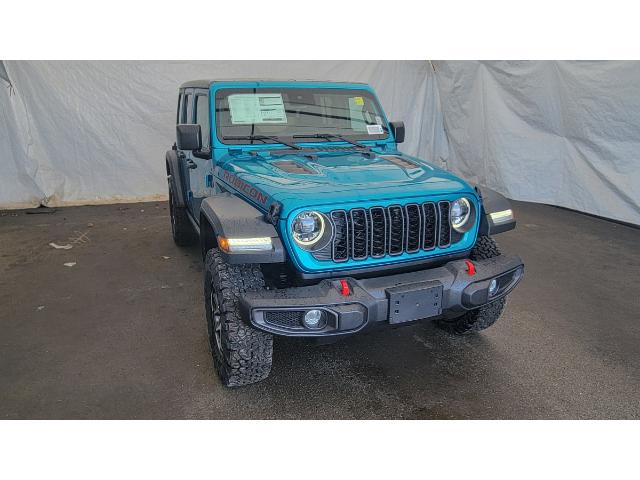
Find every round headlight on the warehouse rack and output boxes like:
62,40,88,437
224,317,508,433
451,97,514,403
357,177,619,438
292,211,326,247
451,197,472,232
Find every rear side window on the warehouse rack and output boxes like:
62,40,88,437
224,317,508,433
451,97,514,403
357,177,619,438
183,93,192,124
195,94,210,149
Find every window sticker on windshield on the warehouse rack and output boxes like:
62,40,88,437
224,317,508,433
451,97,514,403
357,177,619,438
348,97,366,131
366,124,384,135
228,94,287,124
353,96,365,106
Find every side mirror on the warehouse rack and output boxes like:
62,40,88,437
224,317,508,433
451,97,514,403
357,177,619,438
176,124,202,151
390,121,405,144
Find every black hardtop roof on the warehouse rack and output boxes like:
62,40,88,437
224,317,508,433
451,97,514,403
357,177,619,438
179,79,368,89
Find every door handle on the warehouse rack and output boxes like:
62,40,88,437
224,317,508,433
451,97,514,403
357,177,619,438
186,159,197,169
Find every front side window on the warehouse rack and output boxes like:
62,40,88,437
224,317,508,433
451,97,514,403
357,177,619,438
215,88,389,145
195,94,210,149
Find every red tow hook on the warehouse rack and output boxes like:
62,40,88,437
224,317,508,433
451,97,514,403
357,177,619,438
339,279,350,296
465,260,476,276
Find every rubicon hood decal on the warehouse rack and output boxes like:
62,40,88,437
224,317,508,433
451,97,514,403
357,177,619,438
219,169,269,206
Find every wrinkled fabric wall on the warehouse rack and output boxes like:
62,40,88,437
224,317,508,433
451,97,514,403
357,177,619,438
433,61,640,225
0,61,446,208
0,61,9,84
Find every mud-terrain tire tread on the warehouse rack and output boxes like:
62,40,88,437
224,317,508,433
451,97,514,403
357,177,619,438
436,235,506,335
169,187,198,246
470,234,501,260
204,249,273,387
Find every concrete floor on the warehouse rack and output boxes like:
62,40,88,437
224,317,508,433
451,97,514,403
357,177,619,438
1,201,638,419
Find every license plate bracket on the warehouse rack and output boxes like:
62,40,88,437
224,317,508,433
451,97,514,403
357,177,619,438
386,281,443,324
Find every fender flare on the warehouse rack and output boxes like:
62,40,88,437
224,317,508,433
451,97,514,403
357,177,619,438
165,150,186,208
474,186,517,235
200,194,286,264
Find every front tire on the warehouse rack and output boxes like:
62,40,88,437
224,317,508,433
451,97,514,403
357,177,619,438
436,235,506,335
204,249,273,387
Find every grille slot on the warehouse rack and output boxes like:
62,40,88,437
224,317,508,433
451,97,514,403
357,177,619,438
438,201,451,247
422,202,437,250
405,204,422,253
264,310,305,329
326,200,454,262
350,209,368,260
387,205,405,255
330,210,349,262
369,207,387,258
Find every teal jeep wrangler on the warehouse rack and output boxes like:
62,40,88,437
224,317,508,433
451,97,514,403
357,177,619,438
166,79,524,387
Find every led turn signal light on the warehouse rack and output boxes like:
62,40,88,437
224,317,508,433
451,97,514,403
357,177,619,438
217,235,272,253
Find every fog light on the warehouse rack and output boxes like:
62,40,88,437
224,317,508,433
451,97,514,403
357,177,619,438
303,309,323,329
488,279,499,297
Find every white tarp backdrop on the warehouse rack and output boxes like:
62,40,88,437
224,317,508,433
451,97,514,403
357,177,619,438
0,60,638,225
433,61,640,225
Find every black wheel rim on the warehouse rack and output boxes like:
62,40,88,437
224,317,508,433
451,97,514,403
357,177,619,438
210,287,222,353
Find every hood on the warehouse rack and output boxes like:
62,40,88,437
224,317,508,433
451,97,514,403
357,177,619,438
215,149,475,217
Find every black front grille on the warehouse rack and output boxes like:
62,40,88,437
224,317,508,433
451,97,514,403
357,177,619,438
325,201,453,261
264,310,305,329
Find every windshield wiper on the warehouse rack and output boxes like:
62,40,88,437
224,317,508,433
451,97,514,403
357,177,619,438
292,133,370,150
223,135,301,150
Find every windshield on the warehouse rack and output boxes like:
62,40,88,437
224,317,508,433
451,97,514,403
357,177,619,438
215,87,389,145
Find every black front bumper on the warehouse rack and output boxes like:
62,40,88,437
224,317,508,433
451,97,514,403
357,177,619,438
240,255,524,337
